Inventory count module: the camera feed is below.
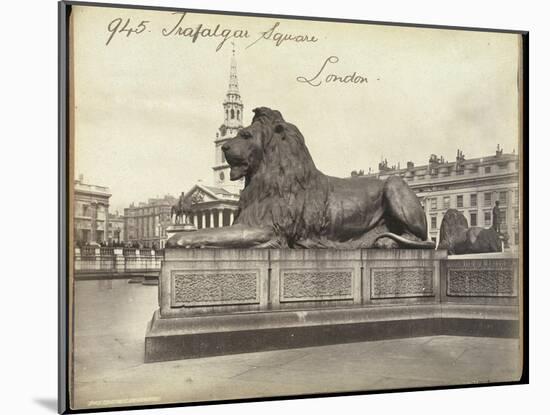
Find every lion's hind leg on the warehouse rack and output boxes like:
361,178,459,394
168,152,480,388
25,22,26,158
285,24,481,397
383,176,428,241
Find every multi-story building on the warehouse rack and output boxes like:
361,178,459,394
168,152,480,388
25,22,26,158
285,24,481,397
123,195,177,249
73,174,111,245
353,146,520,247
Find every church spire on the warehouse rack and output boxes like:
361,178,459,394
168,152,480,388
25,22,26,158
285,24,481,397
222,43,243,130
227,42,239,95
213,47,245,192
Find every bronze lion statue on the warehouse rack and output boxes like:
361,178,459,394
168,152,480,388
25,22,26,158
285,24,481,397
437,209,502,254
167,107,434,249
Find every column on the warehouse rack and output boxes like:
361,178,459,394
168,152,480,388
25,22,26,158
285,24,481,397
182,213,186,224
229,211,234,225
201,212,206,229
218,209,223,227
193,214,198,228
104,203,110,244
210,211,215,228
90,202,97,243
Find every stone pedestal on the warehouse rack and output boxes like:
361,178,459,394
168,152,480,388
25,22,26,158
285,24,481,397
144,249,520,363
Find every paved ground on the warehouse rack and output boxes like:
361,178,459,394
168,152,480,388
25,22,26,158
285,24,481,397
72,279,523,411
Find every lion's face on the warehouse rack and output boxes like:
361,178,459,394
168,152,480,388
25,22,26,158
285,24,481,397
222,124,265,181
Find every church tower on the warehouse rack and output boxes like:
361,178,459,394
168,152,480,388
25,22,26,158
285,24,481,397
212,46,245,193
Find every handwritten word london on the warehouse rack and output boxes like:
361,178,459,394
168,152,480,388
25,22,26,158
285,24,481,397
105,12,318,51
297,56,375,87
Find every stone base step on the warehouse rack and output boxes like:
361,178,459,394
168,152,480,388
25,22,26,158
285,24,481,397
144,304,519,362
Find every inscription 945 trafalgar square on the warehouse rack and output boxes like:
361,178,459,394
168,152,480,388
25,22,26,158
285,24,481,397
106,12,318,51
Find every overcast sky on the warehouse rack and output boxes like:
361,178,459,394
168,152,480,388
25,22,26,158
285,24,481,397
72,6,521,213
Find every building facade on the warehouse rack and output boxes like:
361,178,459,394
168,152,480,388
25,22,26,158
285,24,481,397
74,175,111,245
354,146,520,247
123,195,177,249
108,211,125,245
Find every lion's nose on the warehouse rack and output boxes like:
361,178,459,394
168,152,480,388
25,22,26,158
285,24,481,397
221,143,230,152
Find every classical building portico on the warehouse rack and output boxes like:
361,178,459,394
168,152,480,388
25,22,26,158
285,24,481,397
179,184,238,229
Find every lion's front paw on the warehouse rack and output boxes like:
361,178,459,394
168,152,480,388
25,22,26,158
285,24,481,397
165,233,203,248
374,237,399,249
176,237,204,248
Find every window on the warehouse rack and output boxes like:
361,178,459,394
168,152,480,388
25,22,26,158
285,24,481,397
237,109,240,120
430,198,437,210
514,208,519,226
501,211,507,225
499,191,507,205
514,232,519,245
470,194,477,207
231,109,235,119
443,196,450,209
431,216,437,230
484,192,492,207
470,212,477,226
514,190,519,205
485,166,491,174
456,195,463,208
484,211,491,226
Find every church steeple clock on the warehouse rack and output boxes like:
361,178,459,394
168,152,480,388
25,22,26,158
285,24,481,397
213,44,245,193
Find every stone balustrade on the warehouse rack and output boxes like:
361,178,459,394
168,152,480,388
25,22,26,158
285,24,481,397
74,248,163,278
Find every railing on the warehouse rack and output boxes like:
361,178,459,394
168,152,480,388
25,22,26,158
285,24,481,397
74,248,163,278
99,247,114,256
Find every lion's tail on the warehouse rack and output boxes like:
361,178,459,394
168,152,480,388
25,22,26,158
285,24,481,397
374,233,436,249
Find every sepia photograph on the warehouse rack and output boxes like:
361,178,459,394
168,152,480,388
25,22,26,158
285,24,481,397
59,1,527,412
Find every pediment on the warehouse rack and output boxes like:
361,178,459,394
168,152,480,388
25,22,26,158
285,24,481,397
184,185,219,205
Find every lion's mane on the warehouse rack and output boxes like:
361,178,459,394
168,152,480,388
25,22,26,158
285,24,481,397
234,107,331,247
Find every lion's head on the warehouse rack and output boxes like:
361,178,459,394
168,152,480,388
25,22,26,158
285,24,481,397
222,107,328,245
222,107,315,182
